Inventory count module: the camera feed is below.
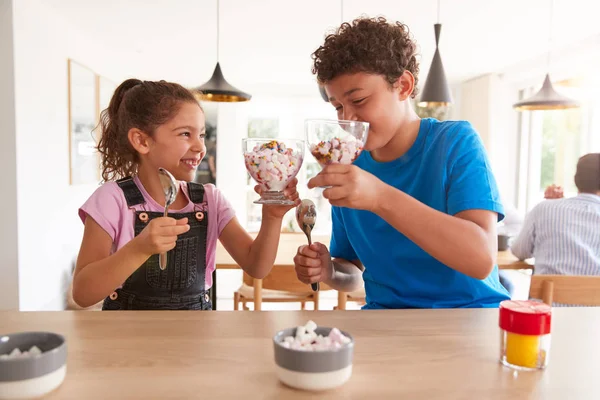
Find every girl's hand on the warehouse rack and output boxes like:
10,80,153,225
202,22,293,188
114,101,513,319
132,217,190,257
256,177,301,219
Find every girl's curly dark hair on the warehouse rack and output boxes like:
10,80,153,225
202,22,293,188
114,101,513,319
96,79,200,182
312,16,420,98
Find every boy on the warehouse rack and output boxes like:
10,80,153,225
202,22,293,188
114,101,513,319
294,17,509,309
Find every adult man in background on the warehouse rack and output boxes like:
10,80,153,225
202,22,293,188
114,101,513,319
511,153,600,276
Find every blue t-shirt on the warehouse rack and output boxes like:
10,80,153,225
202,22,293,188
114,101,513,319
330,118,510,309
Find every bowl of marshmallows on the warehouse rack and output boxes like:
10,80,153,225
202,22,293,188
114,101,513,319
272,320,354,391
0,331,67,399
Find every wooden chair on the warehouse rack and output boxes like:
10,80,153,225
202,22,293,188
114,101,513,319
335,287,366,310
233,266,331,311
529,275,600,306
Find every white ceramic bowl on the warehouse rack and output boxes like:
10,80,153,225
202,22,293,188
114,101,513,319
272,326,354,391
0,332,67,399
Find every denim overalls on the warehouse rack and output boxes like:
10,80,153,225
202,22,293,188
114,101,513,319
102,176,212,310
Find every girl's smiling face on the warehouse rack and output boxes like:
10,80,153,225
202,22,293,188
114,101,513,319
141,102,207,182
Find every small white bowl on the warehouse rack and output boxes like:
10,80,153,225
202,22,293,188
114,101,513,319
0,332,67,399
273,327,354,391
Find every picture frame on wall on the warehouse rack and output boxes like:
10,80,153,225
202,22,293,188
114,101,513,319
68,59,100,185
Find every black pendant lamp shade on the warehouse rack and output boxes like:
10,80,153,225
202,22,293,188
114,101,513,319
512,74,579,111
192,0,251,103
418,23,452,107
194,62,251,102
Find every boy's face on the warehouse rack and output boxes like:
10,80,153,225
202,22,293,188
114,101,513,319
146,102,207,182
326,72,413,151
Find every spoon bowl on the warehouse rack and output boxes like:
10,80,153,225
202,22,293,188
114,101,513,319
296,199,319,291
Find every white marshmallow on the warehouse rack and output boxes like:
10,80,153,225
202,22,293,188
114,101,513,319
9,348,21,358
280,321,350,351
2,345,44,360
304,320,317,333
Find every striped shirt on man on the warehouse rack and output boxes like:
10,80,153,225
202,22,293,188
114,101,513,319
511,194,600,276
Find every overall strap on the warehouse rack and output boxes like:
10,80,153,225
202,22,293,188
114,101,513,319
187,182,206,204
116,176,145,207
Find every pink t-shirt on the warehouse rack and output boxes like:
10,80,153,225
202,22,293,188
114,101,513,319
78,176,235,288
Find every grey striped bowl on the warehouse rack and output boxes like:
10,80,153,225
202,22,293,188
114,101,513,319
0,332,67,399
273,327,354,391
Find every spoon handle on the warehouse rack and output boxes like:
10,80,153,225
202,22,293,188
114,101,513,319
159,208,168,270
306,235,319,292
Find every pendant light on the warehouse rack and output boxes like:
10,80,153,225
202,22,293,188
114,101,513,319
317,0,344,102
193,0,251,102
513,0,579,111
418,0,452,107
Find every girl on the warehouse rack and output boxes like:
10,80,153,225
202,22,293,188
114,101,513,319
294,17,510,309
73,79,299,310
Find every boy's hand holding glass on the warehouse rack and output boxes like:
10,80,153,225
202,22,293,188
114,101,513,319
308,164,385,212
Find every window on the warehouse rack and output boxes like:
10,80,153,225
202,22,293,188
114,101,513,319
539,108,583,196
518,76,599,211
247,118,279,139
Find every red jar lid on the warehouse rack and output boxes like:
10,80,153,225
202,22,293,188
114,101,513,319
499,300,552,335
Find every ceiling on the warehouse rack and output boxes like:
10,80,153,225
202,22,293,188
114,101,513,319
45,0,600,97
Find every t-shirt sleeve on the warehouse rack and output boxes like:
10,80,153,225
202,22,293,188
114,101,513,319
446,122,505,222
78,182,126,242
329,206,358,260
209,185,236,235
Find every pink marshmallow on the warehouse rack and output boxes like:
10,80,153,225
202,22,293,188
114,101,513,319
280,320,351,351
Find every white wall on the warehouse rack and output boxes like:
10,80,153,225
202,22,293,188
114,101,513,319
457,74,520,207
215,102,251,226
0,0,19,310
11,0,128,310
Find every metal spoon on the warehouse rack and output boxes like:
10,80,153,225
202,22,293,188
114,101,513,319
158,167,178,270
296,199,319,291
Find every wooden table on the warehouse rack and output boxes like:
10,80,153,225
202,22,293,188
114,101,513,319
1,309,597,399
497,250,534,270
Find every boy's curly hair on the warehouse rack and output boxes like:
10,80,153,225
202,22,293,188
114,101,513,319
312,16,420,98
